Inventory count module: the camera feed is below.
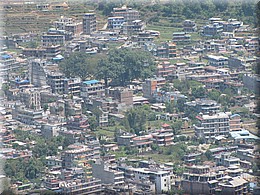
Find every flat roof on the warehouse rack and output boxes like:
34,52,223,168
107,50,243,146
83,80,100,85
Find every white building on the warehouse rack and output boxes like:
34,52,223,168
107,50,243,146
132,168,173,193
194,112,230,142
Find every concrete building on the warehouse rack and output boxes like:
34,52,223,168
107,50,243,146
218,176,248,195
29,59,48,87
112,5,140,22
19,88,41,110
0,53,20,81
185,99,220,115
183,20,197,32
203,23,223,36
229,114,242,132
152,130,174,146
172,32,191,43
132,168,173,193
207,55,229,67
142,77,166,99
47,72,65,94
41,124,60,138
215,153,240,167
92,160,124,186
194,112,230,142
81,80,105,98
181,165,224,194
12,104,43,125
41,34,65,47
62,144,100,168
107,16,125,30
83,13,96,35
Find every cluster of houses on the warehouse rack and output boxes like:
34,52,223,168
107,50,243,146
0,2,259,195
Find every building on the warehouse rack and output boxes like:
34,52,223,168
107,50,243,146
203,23,223,36
142,77,166,99
172,32,191,43
229,114,242,131
41,124,60,138
185,99,220,115
0,53,20,81
132,167,173,193
92,160,124,186
215,153,240,167
207,55,229,67
183,20,197,32
47,72,65,94
112,5,140,22
80,80,105,99
41,34,65,47
19,88,41,110
107,16,125,30
12,104,43,125
218,176,248,195
62,144,100,168
152,130,174,146
83,13,96,35
181,165,224,194
194,112,230,142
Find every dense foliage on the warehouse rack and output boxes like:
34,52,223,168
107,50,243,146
96,48,156,86
96,0,257,26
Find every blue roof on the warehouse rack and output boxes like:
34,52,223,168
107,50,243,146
2,54,11,59
230,114,241,118
83,80,99,85
15,80,29,84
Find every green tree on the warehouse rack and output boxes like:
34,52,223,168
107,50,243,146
96,48,155,86
59,52,96,79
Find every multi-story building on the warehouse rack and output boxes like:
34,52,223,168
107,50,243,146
80,80,105,98
41,34,65,47
54,16,73,30
0,53,20,81
65,22,83,36
183,20,197,32
132,168,173,193
152,129,174,146
207,55,229,67
64,78,81,96
185,99,221,115
194,112,230,142
19,88,41,110
229,114,242,131
112,5,140,22
172,32,191,43
83,13,96,35
107,16,125,30
108,87,133,107
47,72,65,94
215,153,240,167
218,176,248,195
62,144,100,168
181,165,224,194
142,77,166,99
203,23,223,36
12,104,43,125
157,61,175,77
92,160,125,186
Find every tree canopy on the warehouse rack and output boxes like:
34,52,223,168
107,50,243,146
96,48,156,86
